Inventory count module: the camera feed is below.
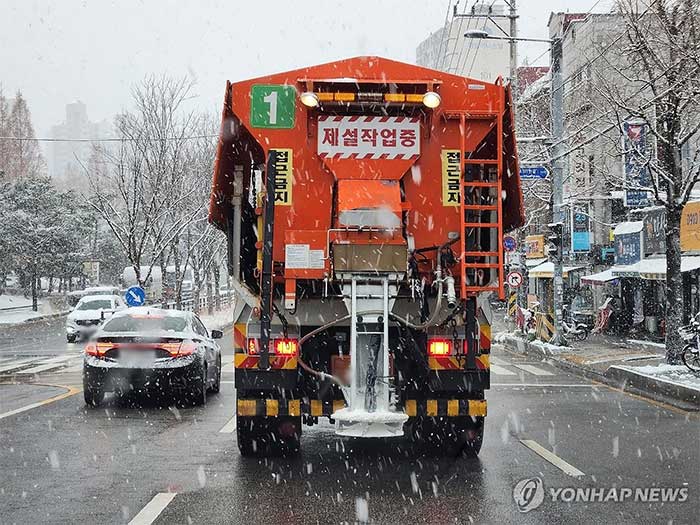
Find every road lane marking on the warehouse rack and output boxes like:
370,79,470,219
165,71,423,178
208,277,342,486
0,385,81,420
15,362,71,375
489,355,507,365
512,364,554,376
520,439,585,478
219,416,237,433
490,364,517,376
0,359,37,374
129,492,177,525
493,383,595,387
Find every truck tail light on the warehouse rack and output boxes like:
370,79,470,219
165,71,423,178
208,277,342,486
273,338,298,356
245,338,298,356
246,338,259,355
428,339,453,356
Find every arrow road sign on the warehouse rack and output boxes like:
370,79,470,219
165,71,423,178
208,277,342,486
125,286,146,307
520,166,549,179
507,271,524,288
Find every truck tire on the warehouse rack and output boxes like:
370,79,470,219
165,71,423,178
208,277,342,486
236,415,301,457
407,416,484,457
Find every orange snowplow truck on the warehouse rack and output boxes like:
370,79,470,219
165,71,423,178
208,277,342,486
209,56,523,456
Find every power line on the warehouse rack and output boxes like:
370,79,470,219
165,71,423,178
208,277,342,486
0,134,217,143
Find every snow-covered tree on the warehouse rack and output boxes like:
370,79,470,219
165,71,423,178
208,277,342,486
594,0,700,362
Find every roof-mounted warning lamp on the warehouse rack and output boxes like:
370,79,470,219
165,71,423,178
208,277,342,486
300,91,320,108
422,91,441,109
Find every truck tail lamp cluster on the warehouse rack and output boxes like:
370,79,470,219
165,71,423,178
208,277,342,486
246,338,299,356
427,339,453,356
299,91,441,108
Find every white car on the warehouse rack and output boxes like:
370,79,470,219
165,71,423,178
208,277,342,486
66,295,127,343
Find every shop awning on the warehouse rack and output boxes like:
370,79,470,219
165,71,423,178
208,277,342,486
581,268,618,285
528,261,586,278
611,255,700,280
525,257,547,267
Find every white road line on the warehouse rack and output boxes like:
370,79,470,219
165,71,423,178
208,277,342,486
520,439,585,478
489,355,507,365
490,364,517,376
128,493,177,525
512,364,555,376
15,362,70,375
493,383,595,387
219,416,237,433
42,355,78,364
0,359,37,374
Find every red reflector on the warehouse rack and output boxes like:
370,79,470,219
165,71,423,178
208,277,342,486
428,339,453,356
274,338,298,356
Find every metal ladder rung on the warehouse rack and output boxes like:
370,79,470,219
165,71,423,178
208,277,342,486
357,331,385,336
462,251,499,257
464,222,500,228
464,263,500,269
463,159,498,165
462,204,498,211
463,182,499,188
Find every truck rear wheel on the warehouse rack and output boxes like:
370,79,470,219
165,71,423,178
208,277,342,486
407,416,484,457
236,415,301,457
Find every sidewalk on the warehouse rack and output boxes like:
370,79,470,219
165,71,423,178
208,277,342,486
493,312,700,411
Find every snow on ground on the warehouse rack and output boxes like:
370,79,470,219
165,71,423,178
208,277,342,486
627,338,666,349
0,295,67,325
0,295,33,310
199,307,234,331
619,363,700,390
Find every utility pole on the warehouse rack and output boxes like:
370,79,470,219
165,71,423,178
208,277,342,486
509,0,518,93
550,35,565,345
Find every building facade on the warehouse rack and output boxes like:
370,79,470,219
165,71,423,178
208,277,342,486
416,1,510,82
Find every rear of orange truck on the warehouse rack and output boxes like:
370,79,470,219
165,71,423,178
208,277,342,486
208,56,524,456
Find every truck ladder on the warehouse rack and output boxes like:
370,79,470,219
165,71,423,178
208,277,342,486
457,111,505,300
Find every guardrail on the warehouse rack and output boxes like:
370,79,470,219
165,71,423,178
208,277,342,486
161,291,234,313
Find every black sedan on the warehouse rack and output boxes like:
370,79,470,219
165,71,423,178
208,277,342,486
82,307,223,407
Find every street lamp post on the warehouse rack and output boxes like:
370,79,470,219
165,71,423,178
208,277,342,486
465,29,565,345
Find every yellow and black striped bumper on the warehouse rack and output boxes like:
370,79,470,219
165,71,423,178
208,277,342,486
237,398,347,417
404,399,487,417
236,398,487,418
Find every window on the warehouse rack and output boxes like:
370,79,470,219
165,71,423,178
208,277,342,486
191,315,209,338
77,299,113,311
101,314,187,333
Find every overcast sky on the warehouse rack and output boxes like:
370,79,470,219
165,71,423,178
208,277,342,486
0,0,614,137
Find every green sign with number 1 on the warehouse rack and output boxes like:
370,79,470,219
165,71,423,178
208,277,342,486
250,85,296,129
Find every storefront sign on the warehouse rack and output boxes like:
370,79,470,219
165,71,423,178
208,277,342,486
642,208,666,255
623,120,652,207
317,116,420,159
441,149,461,206
615,232,642,265
571,203,590,252
525,235,545,259
681,200,700,251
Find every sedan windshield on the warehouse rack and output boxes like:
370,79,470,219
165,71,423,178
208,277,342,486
76,299,113,311
102,315,187,333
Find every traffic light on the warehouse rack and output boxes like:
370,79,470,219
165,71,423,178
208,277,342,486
547,222,563,261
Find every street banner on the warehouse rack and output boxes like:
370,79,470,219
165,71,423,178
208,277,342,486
623,120,652,207
525,235,545,259
317,116,420,159
571,203,590,252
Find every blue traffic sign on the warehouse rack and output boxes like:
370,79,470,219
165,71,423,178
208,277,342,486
503,235,517,252
520,166,549,179
125,286,146,307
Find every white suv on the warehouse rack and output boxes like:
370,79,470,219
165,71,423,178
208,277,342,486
66,294,127,343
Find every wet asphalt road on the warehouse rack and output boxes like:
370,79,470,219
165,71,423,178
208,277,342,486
0,325,698,524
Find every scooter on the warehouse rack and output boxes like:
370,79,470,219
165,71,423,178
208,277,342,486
562,305,590,341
